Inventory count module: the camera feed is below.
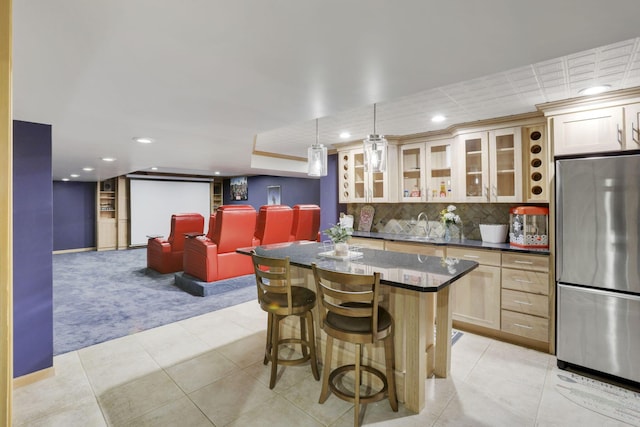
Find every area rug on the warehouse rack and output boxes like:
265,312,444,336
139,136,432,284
53,248,257,355
556,371,640,426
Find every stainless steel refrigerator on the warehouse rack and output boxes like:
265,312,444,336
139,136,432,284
556,150,640,384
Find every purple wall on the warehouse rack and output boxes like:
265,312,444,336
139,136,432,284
53,181,96,250
13,120,53,377
223,175,320,210
319,154,344,239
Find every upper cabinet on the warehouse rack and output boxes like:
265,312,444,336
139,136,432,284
459,127,522,203
399,138,457,203
339,145,398,203
551,107,625,155
541,88,640,156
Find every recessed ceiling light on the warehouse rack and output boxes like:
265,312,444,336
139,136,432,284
578,85,611,96
339,132,351,139
61,178,69,182
214,171,220,175
70,174,80,178
101,157,116,162
431,115,446,123
133,137,154,144
82,167,94,172
150,167,158,171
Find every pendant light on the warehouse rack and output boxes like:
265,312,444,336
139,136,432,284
363,103,387,172
307,118,327,177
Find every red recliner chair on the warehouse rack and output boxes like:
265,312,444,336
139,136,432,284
254,205,294,245
183,205,258,282
147,213,205,274
290,204,321,241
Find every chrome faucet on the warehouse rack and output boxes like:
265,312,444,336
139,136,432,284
417,211,430,237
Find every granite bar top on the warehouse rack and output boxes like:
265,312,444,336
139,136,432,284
351,231,551,255
237,241,478,293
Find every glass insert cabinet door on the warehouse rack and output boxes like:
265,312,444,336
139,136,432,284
426,139,455,201
489,127,522,202
461,132,489,202
400,143,425,202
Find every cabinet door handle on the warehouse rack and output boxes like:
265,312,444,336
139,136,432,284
463,255,480,259
633,123,640,145
514,278,534,284
513,300,533,306
513,323,533,330
617,124,623,146
514,260,533,265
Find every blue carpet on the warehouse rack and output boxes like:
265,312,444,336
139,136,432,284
53,248,256,355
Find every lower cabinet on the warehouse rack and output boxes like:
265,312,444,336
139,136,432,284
446,247,501,330
500,252,550,343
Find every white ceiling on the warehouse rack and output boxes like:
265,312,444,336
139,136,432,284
12,1,640,181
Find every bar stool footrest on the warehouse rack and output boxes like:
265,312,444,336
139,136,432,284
328,364,388,404
267,338,313,367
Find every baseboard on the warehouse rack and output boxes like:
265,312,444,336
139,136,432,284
52,247,96,255
13,367,55,388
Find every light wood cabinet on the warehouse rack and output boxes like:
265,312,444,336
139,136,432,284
348,236,385,250
97,179,117,251
339,146,398,203
624,103,640,150
384,241,444,257
97,176,129,251
447,247,501,330
212,181,223,211
552,106,624,155
399,143,425,202
500,252,550,343
459,127,522,203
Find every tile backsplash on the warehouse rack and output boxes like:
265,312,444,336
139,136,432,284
343,203,548,241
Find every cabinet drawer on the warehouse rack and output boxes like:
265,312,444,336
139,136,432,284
501,310,549,342
501,289,549,317
385,241,444,257
501,268,549,295
447,247,501,266
502,252,549,272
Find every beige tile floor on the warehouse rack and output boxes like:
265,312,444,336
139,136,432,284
13,300,640,426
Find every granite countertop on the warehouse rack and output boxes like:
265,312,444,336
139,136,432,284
351,230,551,255
237,241,479,293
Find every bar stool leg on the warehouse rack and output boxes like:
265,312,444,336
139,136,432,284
319,335,334,403
306,311,320,380
354,343,361,426
269,315,281,389
299,316,308,358
264,313,273,365
384,335,398,411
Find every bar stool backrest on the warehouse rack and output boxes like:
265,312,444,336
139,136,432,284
312,264,381,344
252,254,293,314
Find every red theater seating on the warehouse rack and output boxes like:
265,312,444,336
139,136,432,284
147,213,205,274
183,205,258,282
290,204,321,241
254,205,294,245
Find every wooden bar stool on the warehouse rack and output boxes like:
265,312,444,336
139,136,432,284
311,263,398,426
252,253,320,389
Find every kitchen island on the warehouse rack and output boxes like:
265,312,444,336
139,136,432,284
237,240,478,413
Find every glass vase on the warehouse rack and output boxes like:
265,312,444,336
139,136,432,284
444,225,451,242
334,242,349,256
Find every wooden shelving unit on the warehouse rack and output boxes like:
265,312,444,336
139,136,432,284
96,176,129,251
212,181,223,211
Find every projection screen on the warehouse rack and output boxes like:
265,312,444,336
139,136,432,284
129,179,211,246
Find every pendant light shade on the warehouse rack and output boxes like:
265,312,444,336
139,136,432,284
363,103,387,173
308,118,327,177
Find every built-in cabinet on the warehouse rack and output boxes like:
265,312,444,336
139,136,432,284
447,247,502,330
97,176,129,251
500,252,550,343
339,146,398,204
342,236,553,351
541,89,640,156
399,139,457,203
459,127,522,203
212,181,223,211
